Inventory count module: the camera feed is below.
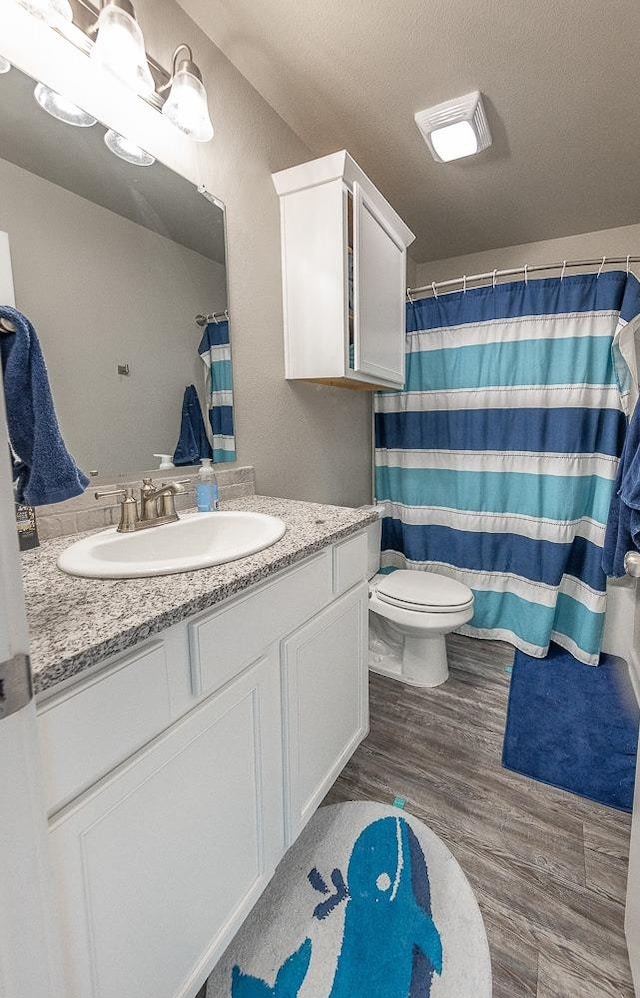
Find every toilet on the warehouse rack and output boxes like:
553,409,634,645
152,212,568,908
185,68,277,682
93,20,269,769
366,510,474,687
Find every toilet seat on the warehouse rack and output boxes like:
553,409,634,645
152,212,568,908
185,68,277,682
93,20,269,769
374,570,473,613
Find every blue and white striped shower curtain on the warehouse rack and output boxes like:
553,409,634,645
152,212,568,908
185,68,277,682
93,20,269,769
375,272,640,665
198,318,236,463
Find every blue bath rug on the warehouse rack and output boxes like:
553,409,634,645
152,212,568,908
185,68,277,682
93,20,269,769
206,801,492,997
502,643,639,811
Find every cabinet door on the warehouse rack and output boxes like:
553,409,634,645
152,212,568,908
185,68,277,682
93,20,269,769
282,584,369,842
353,181,406,386
49,651,284,998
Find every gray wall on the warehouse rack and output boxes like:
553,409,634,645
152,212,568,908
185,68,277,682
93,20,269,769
1,155,226,478
130,0,373,508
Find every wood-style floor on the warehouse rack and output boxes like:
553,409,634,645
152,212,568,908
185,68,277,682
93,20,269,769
324,633,635,998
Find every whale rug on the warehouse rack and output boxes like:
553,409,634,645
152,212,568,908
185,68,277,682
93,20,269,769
206,801,491,997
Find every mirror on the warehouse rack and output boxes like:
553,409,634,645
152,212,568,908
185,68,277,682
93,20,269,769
0,61,235,483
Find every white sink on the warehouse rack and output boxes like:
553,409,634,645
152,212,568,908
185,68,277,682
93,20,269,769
57,511,287,579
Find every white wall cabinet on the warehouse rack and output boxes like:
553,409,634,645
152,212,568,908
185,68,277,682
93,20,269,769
272,150,415,391
38,531,370,998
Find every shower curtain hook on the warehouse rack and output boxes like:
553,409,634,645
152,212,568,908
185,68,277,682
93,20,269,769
560,260,567,281
626,255,631,275
597,256,606,278
431,281,439,299
523,264,528,285
492,269,497,290
463,275,467,294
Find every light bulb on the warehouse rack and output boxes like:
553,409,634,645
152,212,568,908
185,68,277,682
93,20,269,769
162,46,213,142
90,1,155,97
16,0,73,26
429,121,478,162
34,82,97,127
104,129,155,167
0,57,11,74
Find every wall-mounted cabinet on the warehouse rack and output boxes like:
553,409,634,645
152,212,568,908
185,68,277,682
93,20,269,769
272,151,415,391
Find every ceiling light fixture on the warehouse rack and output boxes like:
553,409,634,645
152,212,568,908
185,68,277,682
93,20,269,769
0,56,11,74
104,128,155,166
34,82,97,126
415,91,492,163
160,44,214,142
90,0,155,97
15,0,73,27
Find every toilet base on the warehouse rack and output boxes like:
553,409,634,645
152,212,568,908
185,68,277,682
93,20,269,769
369,615,450,688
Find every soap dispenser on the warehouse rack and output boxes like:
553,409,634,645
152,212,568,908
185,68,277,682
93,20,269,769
196,458,219,512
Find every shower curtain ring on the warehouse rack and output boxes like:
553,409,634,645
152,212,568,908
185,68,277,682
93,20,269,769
560,260,567,281
523,264,528,285
597,256,606,278
431,282,438,299
407,288,414,304
492,269,497,290
463,275,467,293
627,255,631,275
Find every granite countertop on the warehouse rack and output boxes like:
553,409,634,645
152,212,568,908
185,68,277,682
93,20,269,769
22,495,377,697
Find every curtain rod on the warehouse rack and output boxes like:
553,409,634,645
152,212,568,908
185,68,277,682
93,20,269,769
406,255,640,301
195,309,229,327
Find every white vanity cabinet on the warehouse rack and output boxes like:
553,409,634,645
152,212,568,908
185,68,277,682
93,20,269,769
37,530,370,998
272,150,415,390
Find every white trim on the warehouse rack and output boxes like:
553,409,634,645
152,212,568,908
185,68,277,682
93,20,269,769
376,384,623,411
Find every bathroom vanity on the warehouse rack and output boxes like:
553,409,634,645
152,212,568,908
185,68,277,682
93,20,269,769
24,496,376,998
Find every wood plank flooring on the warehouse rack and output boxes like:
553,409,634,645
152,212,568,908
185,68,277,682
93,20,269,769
324,633,635,997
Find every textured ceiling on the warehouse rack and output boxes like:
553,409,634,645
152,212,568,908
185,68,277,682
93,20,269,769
178,0,640,263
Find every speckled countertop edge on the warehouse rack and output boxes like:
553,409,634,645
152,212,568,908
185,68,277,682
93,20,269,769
22,495,377,696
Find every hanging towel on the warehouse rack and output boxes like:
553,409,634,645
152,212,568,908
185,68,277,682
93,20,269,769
172,384,212,466
603,399,640,577
0,305,89,506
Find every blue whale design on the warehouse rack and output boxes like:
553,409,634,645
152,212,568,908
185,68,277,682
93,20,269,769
328,815,442,997
231,938,311,998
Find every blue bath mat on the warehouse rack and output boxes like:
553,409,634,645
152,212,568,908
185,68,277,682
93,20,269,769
502,643,639,811
206,801,492,997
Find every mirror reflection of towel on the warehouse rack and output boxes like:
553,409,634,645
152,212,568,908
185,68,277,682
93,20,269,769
172,384,212,466
0,305,89,506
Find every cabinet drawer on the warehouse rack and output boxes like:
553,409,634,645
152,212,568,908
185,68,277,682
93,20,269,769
38,640,171,814
189,550,333,696
333,530,368,596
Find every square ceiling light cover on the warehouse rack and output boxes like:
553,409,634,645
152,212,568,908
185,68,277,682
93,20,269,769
415,91,492,163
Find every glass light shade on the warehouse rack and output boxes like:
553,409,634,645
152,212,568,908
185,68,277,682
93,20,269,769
0,57,11,74
34,82,97,127
90,3,155,97
430,121,479,162
162,68,214,142
16,0,73,25
104,128,155,166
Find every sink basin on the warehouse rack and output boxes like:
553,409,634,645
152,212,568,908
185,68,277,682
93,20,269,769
57,511,287,579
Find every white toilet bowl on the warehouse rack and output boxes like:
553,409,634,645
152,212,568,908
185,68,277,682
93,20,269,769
364,509,474,687
369,570,474,687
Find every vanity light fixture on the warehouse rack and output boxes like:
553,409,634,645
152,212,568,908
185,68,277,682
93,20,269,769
0,56,11,74
160,44,214,142
15,0,73,27
90,0,155,97
415,91,492,163
104,127,155,166
34,82,97,126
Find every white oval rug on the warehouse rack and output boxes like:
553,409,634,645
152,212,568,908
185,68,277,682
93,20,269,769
206,801,492,997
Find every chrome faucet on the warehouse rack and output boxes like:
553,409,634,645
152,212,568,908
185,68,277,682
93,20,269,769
95,479,189,533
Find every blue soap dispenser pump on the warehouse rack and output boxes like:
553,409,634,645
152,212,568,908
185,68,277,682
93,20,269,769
196,458,219,512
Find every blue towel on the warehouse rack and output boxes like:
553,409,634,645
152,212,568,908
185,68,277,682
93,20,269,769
0,305,89,506
603,399,640,576
172,384,212,466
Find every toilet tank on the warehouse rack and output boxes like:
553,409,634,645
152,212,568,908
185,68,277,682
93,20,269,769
363,505,384,580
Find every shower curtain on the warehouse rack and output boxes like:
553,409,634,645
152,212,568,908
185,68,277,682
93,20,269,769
375,272,640,665
198,318,236,463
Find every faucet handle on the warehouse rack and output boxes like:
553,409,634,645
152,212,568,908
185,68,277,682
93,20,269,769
94,487,139,532
95,486,131,500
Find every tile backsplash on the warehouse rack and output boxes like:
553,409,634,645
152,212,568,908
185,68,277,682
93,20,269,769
34,466,256,541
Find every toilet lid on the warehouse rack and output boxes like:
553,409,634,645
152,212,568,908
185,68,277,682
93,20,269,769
375,570,473,612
